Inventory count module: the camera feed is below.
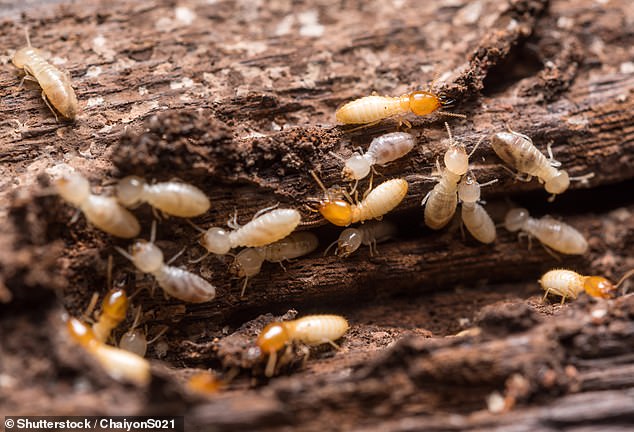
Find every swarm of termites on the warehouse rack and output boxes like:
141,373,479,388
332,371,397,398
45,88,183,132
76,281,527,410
30,24,613,388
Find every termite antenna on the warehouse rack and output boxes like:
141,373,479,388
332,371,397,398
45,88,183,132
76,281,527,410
323,239,338,257
437,111,467,119
328,151,347,164
615,269,634,290
310,170,327,193
444,122,453,145
468,136,485,158
114,246,134,261
240,277,250,298
570,172,595,184
189,251,210,264
479,178,499,188
24,27,31,47
186,219,207,234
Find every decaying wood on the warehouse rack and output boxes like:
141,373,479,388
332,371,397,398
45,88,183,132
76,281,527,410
1,0,633,430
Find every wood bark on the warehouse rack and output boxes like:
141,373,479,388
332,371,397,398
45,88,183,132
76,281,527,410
1,0,633,430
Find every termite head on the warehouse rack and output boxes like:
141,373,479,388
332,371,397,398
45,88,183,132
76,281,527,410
504,208,530,232
130,240,164,273
343,152,371,180
12,46,44,68
55,172,91,206
544,171,570,195
336,228,363,258
310,170,354,226
457,173,480,204
230,248,264,278
66,317,97,349
256,322,290,354
444,144,469,176
116,176,146,207
584,276,616,299
102,289,129,323
120,329,148,357
408,91,443,116
200,227,232,255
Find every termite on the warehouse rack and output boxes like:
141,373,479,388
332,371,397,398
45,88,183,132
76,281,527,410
256,314,349,377
324,220,397,258
539,269,634,303
335,89,462,127
115,222,216,303
310,171,408,227
230,232,319,297
55,171,141,238
423,123,480,230
116,176,210,218
491,129,594,201
12,29,78,120
66,317,150,386
119,306,168,357
194,207,302,258
332,132,416,181
504,208,588,255
457,173,497,244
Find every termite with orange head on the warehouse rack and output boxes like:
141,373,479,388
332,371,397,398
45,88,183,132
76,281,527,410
324,220,397,258
230,231,319,297
539,269,634,304
423,123,482,230
310,171,408,227
116,176,210,218
66,317,150,386
457,173,497,244
504,208,588,255
335,88,463,127
256,314,349,377
55,171,141,238
115,222,216,303
192,206,302,260
12,28,78,121
491,128,594,201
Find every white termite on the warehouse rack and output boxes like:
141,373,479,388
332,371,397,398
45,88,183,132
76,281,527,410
334,132,416,181
55,171,141,238
195,207,301,257
504,208,588,255
116,176,210,218
457,173,497,244
491,128,594,201
325,220,397,258
12,29,78,120
115,223,216,303
231,232,319,297
423,123,480,230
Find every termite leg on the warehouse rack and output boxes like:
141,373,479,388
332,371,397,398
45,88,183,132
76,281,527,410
227,208,240,230
81,292,100,323
189,251,210,264
166,246,187,266
240,277,250,298
540,243,562,262
41,91,59,122
342,119,382,134
265,351,278,378
252,202,280,220
545,142,562,168
323,338,341,350
421,191,432,206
